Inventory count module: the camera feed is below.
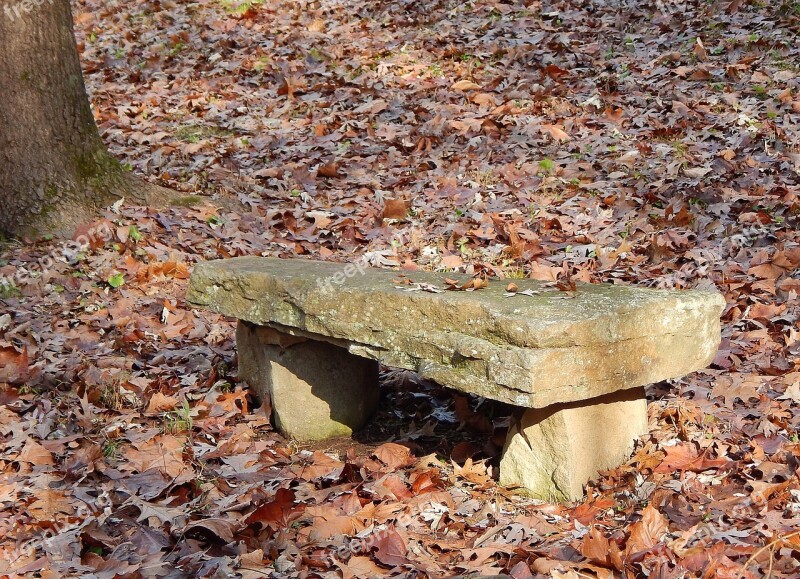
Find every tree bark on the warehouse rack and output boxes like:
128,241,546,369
0,0,171,238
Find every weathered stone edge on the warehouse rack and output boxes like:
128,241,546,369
187,260,724,408
186,258,725,349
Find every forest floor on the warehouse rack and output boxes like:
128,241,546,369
2,0,800,576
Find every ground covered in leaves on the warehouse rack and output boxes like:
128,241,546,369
2,0,800,576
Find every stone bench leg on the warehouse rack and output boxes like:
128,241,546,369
499,387,648,501
236,321,380,441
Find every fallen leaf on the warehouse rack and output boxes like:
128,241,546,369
373,442,414,470
16,439,54,466
183,518,237,542
441,254,463,269
336,556,385,579
627,505,668,554
654,444,730,473
124,435,188,478
26,489,75,522
450,79,481,91
371,528,408,566
146,392,179,414
541,124,570,141
317,162,341,178
381,198,410,220
0,345,28,383
246,487,305,528
778,381,800,404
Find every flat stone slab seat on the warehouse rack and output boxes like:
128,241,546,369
187,256,725,500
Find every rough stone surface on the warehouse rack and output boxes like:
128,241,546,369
237,321,380,441
189,257,725,409
189,257,725,408
499,387,648,501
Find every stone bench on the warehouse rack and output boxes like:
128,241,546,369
187,257,724,500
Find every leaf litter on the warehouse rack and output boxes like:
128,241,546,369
1,0,800,576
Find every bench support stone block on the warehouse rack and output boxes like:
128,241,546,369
237,322,380,441
499,387,647,501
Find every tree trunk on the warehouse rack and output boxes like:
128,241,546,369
0,0,171,238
